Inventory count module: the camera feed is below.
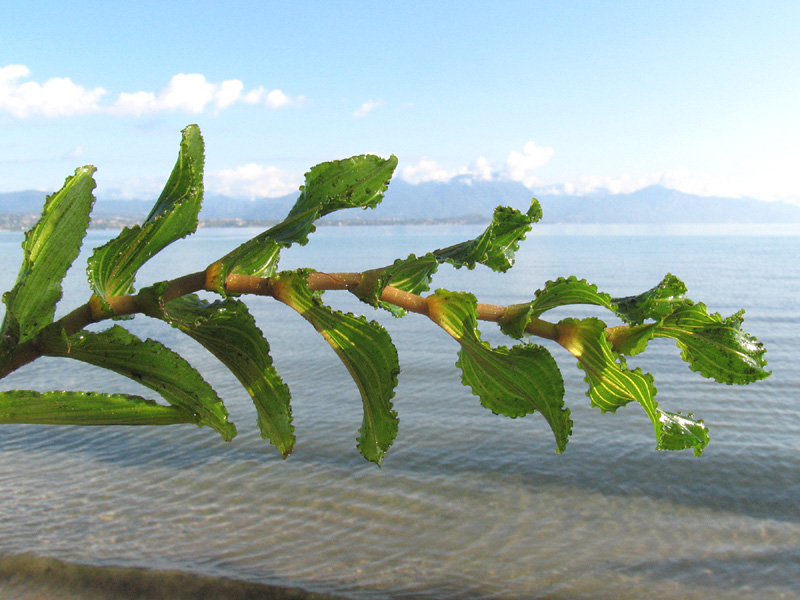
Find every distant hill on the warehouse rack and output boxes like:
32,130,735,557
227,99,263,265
376,180,800,224
0,190,46,214
3,181,800,226
537,185,800,224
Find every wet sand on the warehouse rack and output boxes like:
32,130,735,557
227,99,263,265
0,553,346,600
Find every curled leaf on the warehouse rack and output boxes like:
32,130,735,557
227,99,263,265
529,276,614,318
558,317,709,455
351,253,440,316
612,273,689,324
270,270,400,464
657,410,709,456
209,154,398,293
427,289,571,453
655,304,769,384
433,200,541,272
352,199,541,316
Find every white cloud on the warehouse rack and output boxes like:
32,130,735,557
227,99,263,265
243,87,265,105
265,89,293,108
111,74,303,116
0,65,303,118
401,159,456,184
112,91,158,116
216,79,245,109
208,163,302,199
399,154,513,186
353,100,384,118
0,64,107,118
0,64,28,83
503,141,555,188
160,73,216,113
550,173,662,196
658,164,800,204
470,157,495,181
400,141,552,188
542,163,800,206
400,156,496,185
240,86,303,109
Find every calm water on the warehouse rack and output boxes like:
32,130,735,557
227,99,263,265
1,223,798,599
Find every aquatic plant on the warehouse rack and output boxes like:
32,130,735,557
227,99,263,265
0,125,770,465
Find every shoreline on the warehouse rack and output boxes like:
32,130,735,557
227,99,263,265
0,553,347,600
0,214,491,232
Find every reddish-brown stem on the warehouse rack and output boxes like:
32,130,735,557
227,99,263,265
307,272,361,291
162,271,207,304
1,268,574,379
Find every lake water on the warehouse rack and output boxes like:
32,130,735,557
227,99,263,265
1,223,799,599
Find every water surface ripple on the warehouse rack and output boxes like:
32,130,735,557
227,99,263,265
1,225,798,599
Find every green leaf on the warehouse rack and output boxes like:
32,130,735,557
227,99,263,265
0,390,194,426
1,166,96,347
497,302,537,339
612,273,689,324
657,410,709,456
607,322,661,356
40,324,236,440
433,200,541,272
558,317,709,455
655,304,769,384
352,200,541,316
351,253,440,316
497,275,692,356
382,253,440,296
497,276,615,340
351,200,540,317
534,276,615,317
86,125,204,309
530,276,615,320
148,291,295,458
285,153,399,231
559,318,655,413
209,154,397,293
499,274,688,340
270,271,399,464
427,289,571,453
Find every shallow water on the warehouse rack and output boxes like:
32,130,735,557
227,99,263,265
1,224,799,599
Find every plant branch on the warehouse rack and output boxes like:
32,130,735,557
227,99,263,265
1,268,596,380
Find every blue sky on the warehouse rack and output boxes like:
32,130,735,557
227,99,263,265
2,1,798,205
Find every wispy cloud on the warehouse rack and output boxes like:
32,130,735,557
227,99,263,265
208,163,303,199
0,65,304,118
540,165,800,204
544,173,671,196
101,175,172,200
62,145,85,161
353,99,384,118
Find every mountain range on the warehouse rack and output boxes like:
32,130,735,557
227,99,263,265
2,179,800,225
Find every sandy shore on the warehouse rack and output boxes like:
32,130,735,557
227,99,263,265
0,553,347,600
